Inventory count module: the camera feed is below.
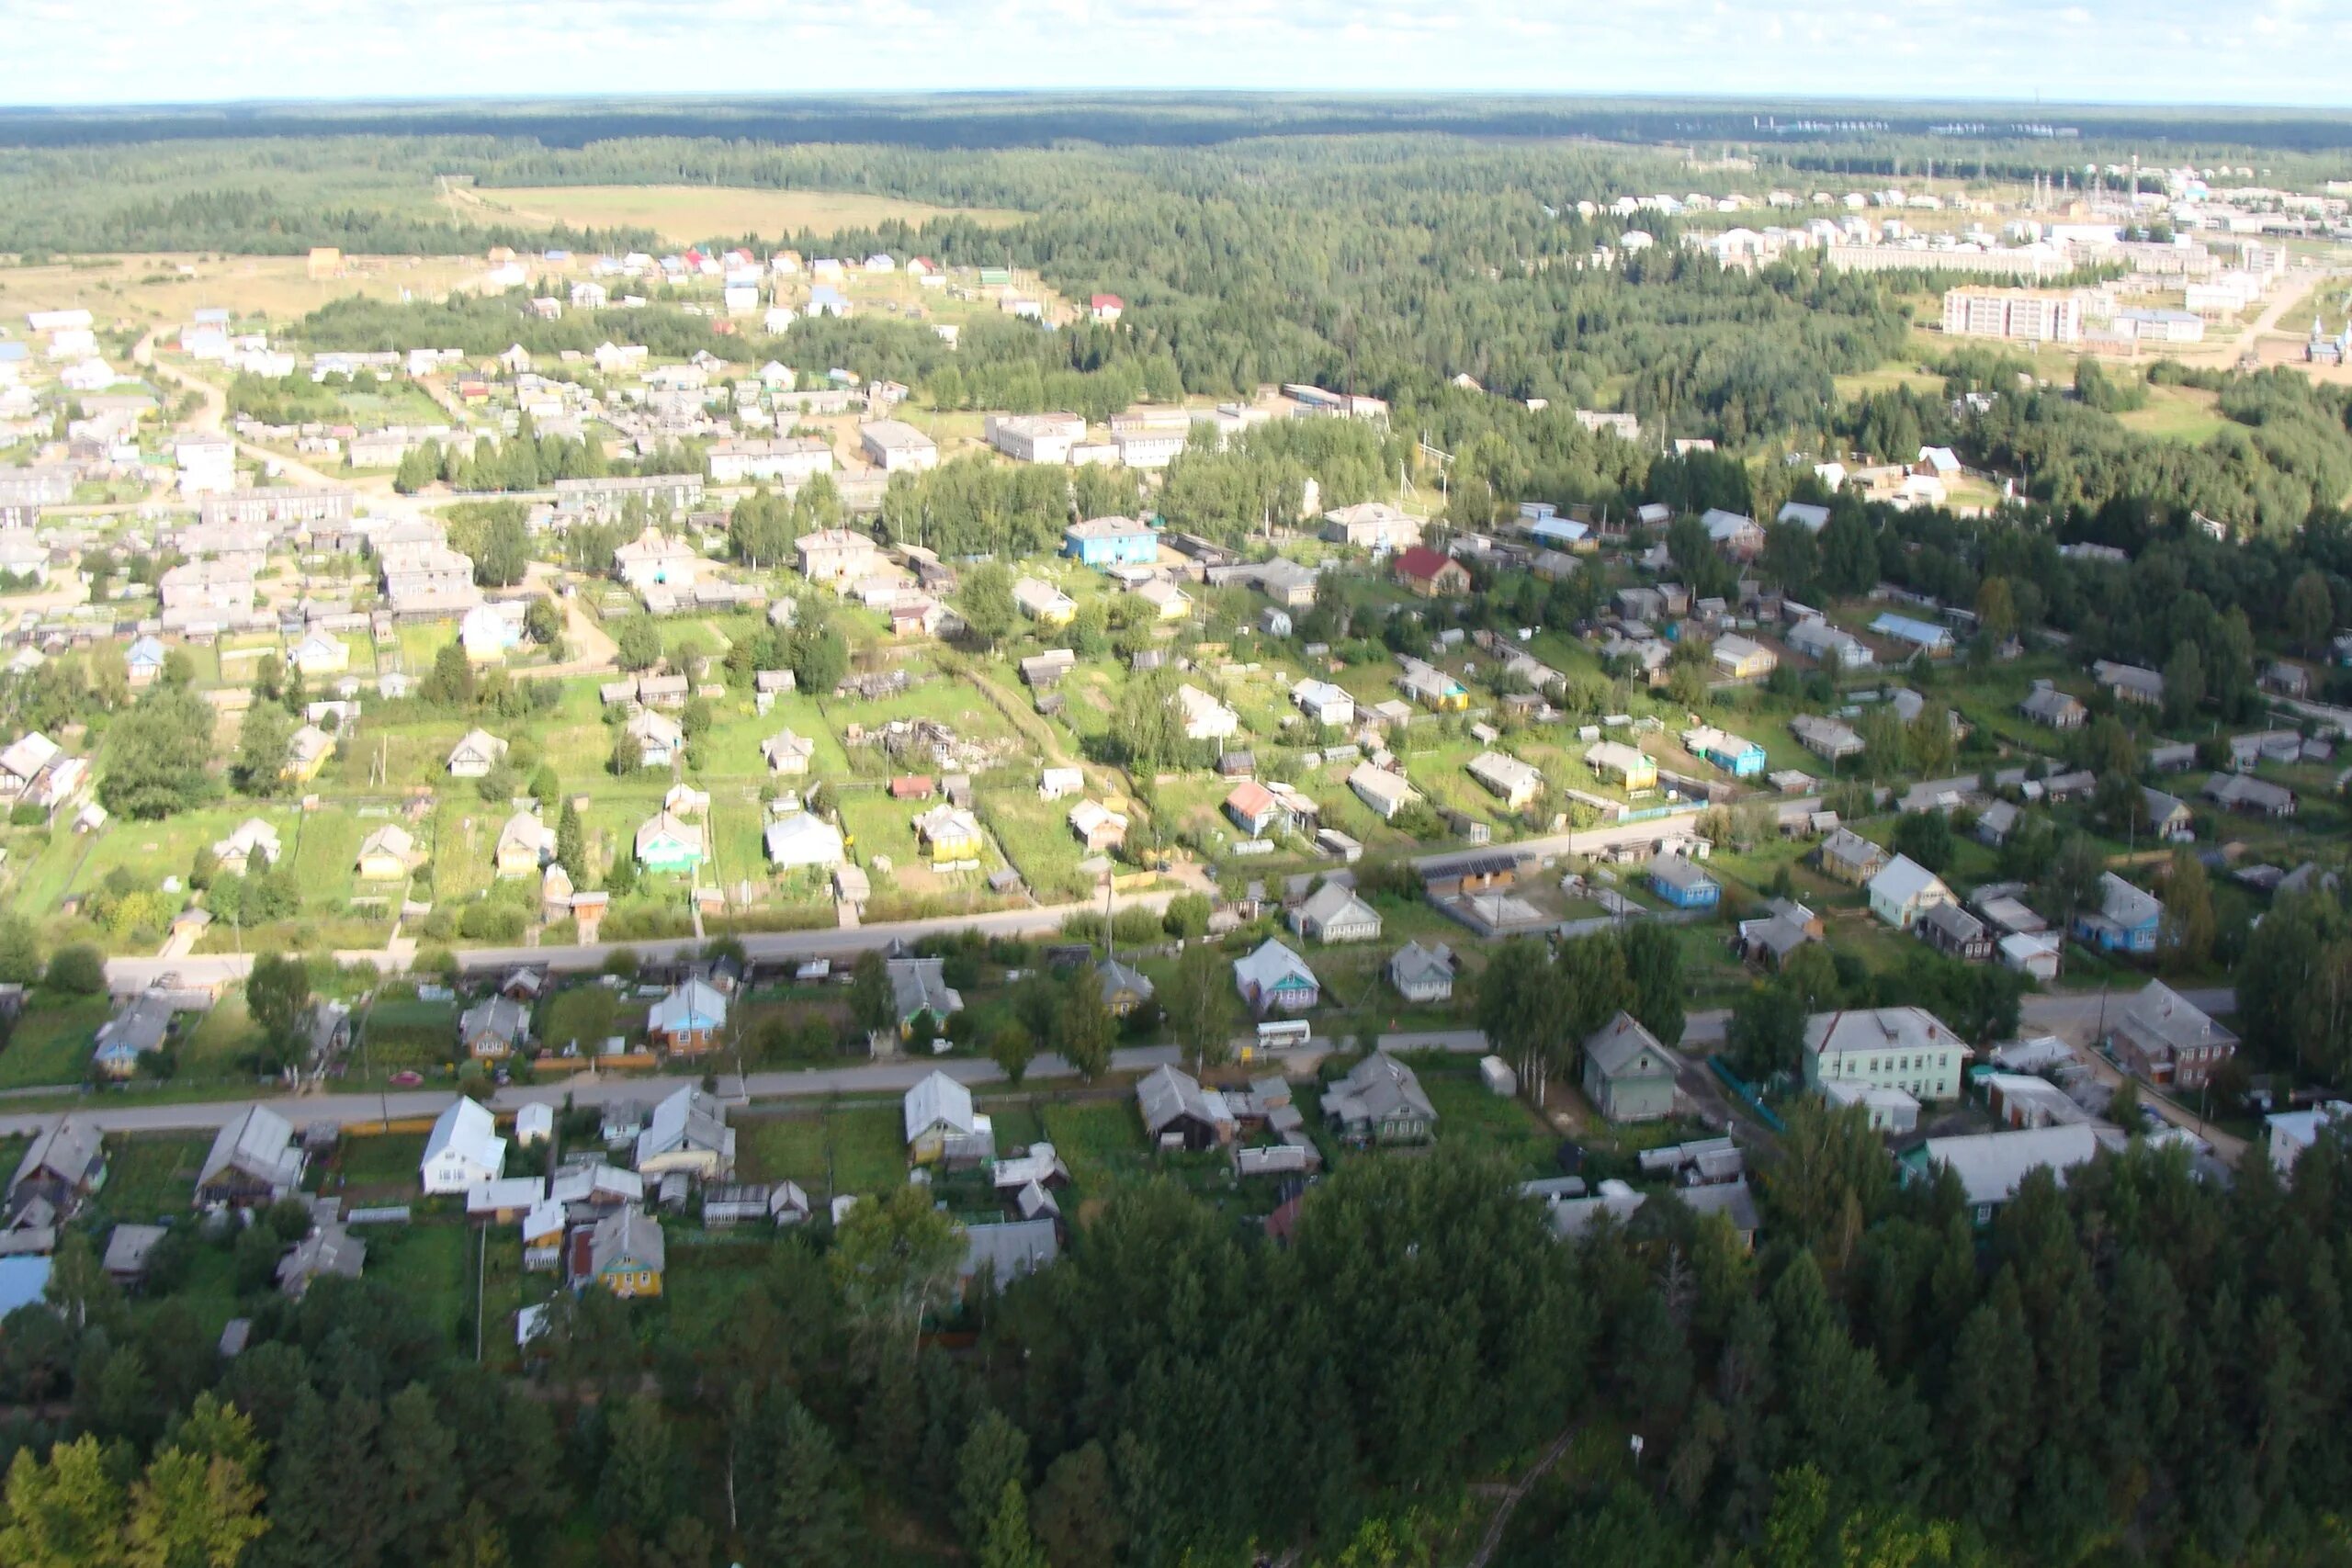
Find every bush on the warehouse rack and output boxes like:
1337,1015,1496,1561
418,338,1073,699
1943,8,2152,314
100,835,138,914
458,902,527,942
43,944,106,995
7,803,44,828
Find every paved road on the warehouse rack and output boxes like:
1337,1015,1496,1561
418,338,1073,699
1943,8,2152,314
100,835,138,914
105,886,1183,990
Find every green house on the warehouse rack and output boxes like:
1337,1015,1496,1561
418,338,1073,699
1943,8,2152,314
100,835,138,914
634,809,706,875
1582,1012,1676,1123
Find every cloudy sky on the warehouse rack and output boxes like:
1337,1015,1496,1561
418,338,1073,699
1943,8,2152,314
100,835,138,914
0,0,2344,107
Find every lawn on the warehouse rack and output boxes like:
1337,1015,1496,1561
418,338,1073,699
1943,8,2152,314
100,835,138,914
364,1222,477,1342
177,990,265,1082
660,1236,780,1345
1400,1056,1555,1177
2117,385,2231,445
735,1100,904,1199
88,1134,213,1225
0,995,109,1089
332,1131,430,1192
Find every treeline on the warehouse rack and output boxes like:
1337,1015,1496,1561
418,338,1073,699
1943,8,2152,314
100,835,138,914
9,1123,2352,1566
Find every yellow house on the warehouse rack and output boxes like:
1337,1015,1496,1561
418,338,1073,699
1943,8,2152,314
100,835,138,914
913,804,986,863
1584,740,1657,790
584,1209,663,1299
281,724,335,784
355,824,419,882
1709,634,1778,682
495,810,551,879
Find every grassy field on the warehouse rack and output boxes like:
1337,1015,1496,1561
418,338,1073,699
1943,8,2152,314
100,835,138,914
0,995,108,1088
0,254,490,326
332,1131,431,1193
365,1223,477,1341
2117,385,2232,445
461,185,1026,244
88,1135,212,1225
736,1100,904,1199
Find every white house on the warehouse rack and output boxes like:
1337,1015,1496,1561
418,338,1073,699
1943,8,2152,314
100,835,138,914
420,1099,507,1194
1866,853,1955,931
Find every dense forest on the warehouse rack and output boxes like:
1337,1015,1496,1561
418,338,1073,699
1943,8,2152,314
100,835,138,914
7,1117,2352,1568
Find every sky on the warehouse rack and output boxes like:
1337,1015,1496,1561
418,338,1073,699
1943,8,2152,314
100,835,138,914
0,0,2346,108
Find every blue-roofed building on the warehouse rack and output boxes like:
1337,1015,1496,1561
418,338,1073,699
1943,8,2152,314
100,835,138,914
0,1256,49,1317
0,343,29,366
806,286,848,319
1063,515,1159,567
1870,612,1954,654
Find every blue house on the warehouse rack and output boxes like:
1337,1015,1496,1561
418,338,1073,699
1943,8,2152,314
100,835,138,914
2071,872,2161,955
1648,852,1721,910
1682,725,1767,778
1063,515,1159,568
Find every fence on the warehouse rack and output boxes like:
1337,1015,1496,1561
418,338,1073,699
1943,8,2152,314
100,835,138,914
1707,1056,1787,1134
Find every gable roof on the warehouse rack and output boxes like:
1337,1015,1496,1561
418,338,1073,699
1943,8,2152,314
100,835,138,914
636,1085,733,1165
198,1104,300,1193
905,1070,977,1141
1392,546,1456,581
1585,1011,1669,1078
1136,1063,1234,1135
424,1098,506,1177
1868,852,1948,908
1234,938,1317,995
590,1206,664,1276
1296,880,1379,930
650,977,728,1035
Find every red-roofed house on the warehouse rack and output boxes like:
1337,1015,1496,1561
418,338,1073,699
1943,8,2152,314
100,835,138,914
1392,547,1469,598
1091,294,1125,323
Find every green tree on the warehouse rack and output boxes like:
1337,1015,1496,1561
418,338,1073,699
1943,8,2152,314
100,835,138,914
380,1383,458,1567
44,944,105,995
957,562,1020,650
2284,568,2334,657
1159,892,1212,941
472,512,530,587
420,642,475,708
98,690,220,819
987,1021,1036,1086
1620,920,1686,1048
1726,978,1806,1082
243,953,311,1059
849,950,893,1037
614,617,663,672
1161,942,1237,1074
1057,975,1115,1080
764,1399,855,1568
956,1411,1031,1548
1033,1442,1123,1568
2161,640,2205,728
0,916,40,986
1890,810,1952,874
556,800,585,879
978,1480,1047,1568
790,626,849,695
230,702,292,797
128,1438,270,1568
831,1183,962,1351
0,1435,126,1568
2161,848,2216,974
601,1394,675,1538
